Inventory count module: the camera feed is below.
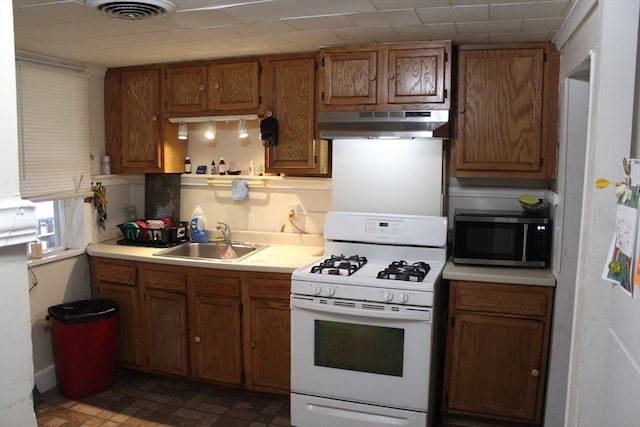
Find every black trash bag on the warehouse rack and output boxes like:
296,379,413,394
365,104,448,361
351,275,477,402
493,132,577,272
260,116,278,147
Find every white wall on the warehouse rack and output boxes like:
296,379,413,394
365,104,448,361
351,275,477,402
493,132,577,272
0,1,37,425
555,0,640,426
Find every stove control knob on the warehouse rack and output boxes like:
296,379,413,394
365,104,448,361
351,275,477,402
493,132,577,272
326,286,336,297
312,284,321,296
383,290,394,302
399,292,409,304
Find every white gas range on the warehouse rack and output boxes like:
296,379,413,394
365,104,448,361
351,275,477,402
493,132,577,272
290,211,448,427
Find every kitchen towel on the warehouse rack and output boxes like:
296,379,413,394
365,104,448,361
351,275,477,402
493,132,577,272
232,179,249,201
260,116,278,147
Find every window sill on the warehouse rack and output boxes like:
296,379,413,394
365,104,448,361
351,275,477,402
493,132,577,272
27,248,86,267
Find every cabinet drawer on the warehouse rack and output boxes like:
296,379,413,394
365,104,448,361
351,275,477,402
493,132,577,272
142,268,187,292
452,281,551,317
194,274,240,297
95,260,136,286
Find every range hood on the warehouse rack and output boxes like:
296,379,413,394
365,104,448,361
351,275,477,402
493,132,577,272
318,110,449,139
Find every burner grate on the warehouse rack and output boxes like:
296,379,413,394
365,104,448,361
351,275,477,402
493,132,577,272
310,254,368,276
377,261,431,282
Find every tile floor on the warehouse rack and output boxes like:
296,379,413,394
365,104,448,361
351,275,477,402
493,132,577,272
34,368,291,426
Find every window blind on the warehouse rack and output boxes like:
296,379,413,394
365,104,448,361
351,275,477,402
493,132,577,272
16,60,90,201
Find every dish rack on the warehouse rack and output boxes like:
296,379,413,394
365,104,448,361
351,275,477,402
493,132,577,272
117,221,188,247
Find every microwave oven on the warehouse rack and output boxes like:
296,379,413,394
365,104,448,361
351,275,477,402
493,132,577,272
452,209,551,268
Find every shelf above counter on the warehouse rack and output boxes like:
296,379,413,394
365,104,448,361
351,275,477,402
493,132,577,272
180,174,332,191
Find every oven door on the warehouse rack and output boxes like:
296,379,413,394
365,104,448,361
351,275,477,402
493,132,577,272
290,294,433,412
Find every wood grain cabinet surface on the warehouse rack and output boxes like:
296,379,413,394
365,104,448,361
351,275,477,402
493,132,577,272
451,42,560,179
442,281,554,426
319,41,451,111
242,272,291,394
263,53,329,176
105,66,185,174
91,257,142,369
164,59,261,116
90,257,291,395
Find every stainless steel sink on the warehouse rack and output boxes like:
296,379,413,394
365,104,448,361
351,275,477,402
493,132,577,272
153,241,267,262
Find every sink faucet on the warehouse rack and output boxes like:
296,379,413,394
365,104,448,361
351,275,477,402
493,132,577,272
216,222,231,244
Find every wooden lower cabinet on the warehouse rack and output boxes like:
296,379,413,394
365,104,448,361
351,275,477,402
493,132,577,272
441,281,553,426
189,272,242,386
91,257,143,369
90,257,290,394
242,272,291,394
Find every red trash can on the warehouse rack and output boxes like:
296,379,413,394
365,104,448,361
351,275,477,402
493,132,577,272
47,299,119,399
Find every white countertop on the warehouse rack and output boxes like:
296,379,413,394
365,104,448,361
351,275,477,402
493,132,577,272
86,230,325,274
443,261,556,287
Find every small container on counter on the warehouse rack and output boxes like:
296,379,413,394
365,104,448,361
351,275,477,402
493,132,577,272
101,155,111,175
210,160,217,175
218,158,227,175
248,161,255,176
184,157,192,174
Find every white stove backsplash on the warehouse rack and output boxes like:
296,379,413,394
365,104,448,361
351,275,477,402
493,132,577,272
331,138,444,216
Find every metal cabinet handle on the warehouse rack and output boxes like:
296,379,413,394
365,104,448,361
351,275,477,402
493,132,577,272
151,114,158,122
369,75,376,81
531,369,540,377
213,83,220,90
388,73,395,80
194,336,201,343
198,84,205,91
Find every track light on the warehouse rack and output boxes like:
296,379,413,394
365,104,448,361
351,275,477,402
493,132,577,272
178,122,188,140
204,121,216,140
237,119,248,139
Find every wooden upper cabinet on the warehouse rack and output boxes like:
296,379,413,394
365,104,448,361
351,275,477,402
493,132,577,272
387,46,448,105
105,66,185,174
319,41,451,111
164,59,261,116
208,60,261,111
452,43,560,179
165,65,208,113
264,53,329,176
320,49,379,106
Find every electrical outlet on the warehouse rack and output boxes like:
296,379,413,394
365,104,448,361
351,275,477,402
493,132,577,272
288,204,298,220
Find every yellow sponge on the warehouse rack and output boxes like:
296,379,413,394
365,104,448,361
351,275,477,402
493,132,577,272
519,194,540,206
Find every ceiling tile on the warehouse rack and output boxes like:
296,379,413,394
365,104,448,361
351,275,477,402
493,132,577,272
349,9,422,27
457,19,523,35
491,1,571,20
416,5,490,24
282,15,356,31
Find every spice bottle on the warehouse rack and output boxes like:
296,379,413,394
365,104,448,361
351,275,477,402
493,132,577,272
101,155,111,175
248,161,255,176
210,160,217,175
184,157,192,174
218,158,227,175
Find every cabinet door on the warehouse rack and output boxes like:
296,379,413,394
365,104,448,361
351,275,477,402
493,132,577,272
444,312,546,422
165,65,208,113
190,295,242,385
387,46,448,105
97,283,143,368
264,55,328,176
119,68,163,172
208,60,261,111
243,273,291,394
145,289,189,376
320,49,379,106
454,44,559,179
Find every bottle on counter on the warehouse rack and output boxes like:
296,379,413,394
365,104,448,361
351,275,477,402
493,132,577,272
248,161,255,176
190,204,209,243
218,157,227,175
101,155,111,175
210,160,217,175
184,157,192,174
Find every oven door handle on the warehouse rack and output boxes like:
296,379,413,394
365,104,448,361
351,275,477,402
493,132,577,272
291,296,431,322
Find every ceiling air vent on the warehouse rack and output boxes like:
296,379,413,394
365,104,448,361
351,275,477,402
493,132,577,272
87,0,176,20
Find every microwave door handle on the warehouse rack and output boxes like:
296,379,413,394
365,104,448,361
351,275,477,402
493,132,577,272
291,296,431,322
522,223,529,262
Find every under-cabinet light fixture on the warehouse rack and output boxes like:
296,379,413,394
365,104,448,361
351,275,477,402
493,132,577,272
237,119,248,139
167,114,259,124
204,121,216,140
178,122,188,140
